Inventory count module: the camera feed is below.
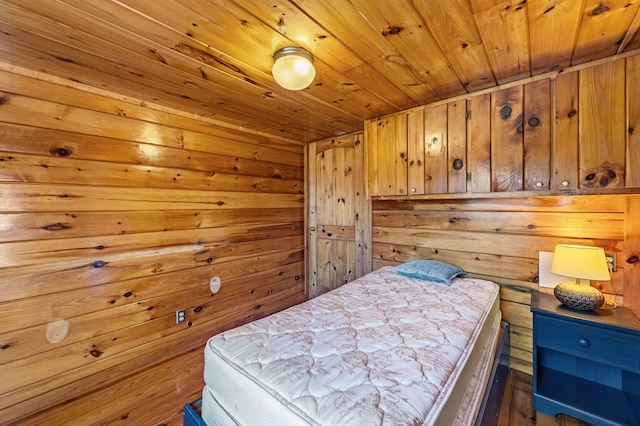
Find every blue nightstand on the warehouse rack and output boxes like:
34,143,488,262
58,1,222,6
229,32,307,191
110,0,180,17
531,291,640,426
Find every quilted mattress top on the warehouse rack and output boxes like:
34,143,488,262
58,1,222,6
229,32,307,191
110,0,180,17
205,265,500,425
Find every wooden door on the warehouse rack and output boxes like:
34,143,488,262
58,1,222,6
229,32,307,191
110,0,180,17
307,134,372,298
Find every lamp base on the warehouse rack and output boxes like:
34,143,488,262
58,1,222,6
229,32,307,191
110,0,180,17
554,282,605,310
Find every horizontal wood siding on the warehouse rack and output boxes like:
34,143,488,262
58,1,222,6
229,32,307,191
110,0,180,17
0,68,305,424
371,195,634,375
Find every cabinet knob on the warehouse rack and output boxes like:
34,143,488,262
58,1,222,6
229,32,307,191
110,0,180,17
577,338,591,348
535,181,543,188
561,180,570,187
411,188,416,193
399,188,404,194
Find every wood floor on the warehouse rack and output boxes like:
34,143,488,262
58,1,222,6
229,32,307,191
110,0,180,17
498,370,591,426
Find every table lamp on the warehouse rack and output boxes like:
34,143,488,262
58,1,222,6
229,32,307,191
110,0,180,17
550,244,610,310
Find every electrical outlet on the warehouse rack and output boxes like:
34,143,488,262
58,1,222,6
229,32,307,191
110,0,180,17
605,253,617,272
176,309,186,324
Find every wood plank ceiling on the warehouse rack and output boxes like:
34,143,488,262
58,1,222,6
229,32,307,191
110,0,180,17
0,0,639,142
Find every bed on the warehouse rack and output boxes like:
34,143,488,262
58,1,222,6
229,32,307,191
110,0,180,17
197,262,508,426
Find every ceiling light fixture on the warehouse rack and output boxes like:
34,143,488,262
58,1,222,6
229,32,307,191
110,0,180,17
272,47,316,90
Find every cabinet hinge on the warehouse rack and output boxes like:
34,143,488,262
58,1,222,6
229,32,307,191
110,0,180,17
466,110,471,120
466,172,472,182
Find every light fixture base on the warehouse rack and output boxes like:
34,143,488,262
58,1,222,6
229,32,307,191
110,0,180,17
554,281,605,310
273,46,314,64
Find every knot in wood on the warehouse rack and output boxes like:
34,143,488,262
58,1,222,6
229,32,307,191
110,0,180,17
499,105,512,119
42,222,70,231
382,26,403,36
53,147,72,157
589,4,610,15
92,260,107,268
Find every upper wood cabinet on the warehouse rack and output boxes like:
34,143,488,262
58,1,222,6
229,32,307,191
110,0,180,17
554,58,640,190
365,53,640,198
466,80,552,193
366,88,550,197
416,101,468,195
365,113,408,196
365,101,468,197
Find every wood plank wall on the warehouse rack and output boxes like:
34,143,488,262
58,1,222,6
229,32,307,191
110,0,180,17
371,195,635,375
0,67,305,424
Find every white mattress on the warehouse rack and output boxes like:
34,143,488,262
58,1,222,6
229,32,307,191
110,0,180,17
202,266,501,425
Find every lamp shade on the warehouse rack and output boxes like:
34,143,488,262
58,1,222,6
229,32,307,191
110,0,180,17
272,47,316,90
550,244,610,281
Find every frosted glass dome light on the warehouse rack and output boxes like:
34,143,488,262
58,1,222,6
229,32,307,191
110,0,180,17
272,47,316,90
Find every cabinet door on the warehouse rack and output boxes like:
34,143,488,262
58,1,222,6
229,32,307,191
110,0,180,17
467,94,492,192
524,79,551,191
554,58,636,190
365,114,407,196
407,109,425,195
491,86,524,191
490,83,551,192
447,100,467,193
628,55,640,187
553,72,579,190
418,101,467,195
579,60,626,189
424,104,448,194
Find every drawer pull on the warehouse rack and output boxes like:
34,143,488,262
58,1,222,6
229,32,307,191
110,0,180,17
577,338,591,348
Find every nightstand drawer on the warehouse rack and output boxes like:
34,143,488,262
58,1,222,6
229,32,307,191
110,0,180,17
536,315,640,373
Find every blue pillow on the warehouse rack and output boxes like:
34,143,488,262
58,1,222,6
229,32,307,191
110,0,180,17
395,260,465,284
